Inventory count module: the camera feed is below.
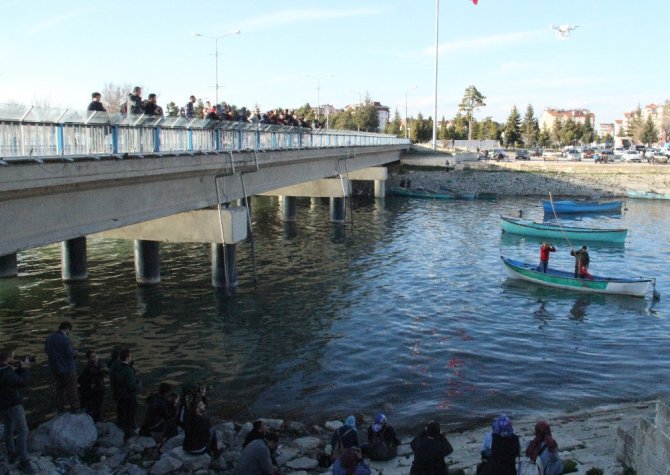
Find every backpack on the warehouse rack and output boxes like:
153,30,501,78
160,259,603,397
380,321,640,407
543,452,564,475
331,427,351,460
518,458,543,475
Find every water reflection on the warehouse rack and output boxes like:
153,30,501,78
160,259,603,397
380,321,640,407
569,297,590,321
135,286,163,318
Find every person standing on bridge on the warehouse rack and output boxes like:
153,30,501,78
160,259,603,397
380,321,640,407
127,86,144,114
143,94,163,116
184,95,196,118
87,92,106,112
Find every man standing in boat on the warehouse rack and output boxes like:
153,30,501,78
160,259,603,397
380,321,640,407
539,242,556,273
570,246,590,278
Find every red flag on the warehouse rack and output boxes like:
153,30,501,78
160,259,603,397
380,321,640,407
472,0,478,4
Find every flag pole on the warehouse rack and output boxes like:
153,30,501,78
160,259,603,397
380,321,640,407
432,0,439,150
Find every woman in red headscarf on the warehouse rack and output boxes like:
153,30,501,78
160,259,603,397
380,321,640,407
524,421,564,475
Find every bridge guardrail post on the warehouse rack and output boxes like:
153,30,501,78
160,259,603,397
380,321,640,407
214,128,221,151
188,129,193,152
112,125,119,154
237,128,242,150
154,127,160,153
57,124,64,155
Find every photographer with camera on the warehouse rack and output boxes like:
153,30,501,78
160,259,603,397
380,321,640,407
0,349,35,473
44,320,80,414
140,382,179,444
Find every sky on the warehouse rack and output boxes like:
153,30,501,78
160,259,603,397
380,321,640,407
0,0,667,124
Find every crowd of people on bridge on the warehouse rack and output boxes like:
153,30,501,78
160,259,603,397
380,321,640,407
86,87,327,129
1,320,564,474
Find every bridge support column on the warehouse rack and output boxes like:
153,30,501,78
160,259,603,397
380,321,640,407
211,243,238,293
374,179,386,198
61,237,88,281
330,197,346,224
281,196,297,222
0,253,18,278
134,240,160,285
310,197,320,208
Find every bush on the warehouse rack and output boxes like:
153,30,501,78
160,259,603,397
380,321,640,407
562,459,578,473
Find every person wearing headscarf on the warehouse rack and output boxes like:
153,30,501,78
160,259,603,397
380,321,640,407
525,420,559,468
331,415,359,461
479,415,520,475
332,447,371,475
410,420,453,475
366,413,401,461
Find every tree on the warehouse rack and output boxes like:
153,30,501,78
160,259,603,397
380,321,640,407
661,100,670,144
438,115,448,140
386,109,403,136
354,95,380,132
640,115,660,145
560,118,578,146
165,101,179,117
538,126,552,147
451,112,468,140
458,85,486,140
521,104,538,148
503,105,521,148
102,82,133,114
581,116,595,145
551,117,563,146
479,117,500,141
626,106,643,141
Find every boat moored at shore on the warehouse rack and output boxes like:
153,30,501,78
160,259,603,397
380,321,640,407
501,216,627,243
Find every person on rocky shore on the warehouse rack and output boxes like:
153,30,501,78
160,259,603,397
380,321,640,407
365,413,401,461
410,420,454,475
235,431,279,475
0,350,34,474
182,396,221,458
243,419,269,447
139,382,178,443
109,348,139,439
44,320,80,414
523,420,563,475
478,414,519,475
332,447,371,475
331,415,359,460
77,350,107,422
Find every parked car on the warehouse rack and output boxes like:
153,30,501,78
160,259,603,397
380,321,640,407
651,151,669,164
623,150,642,162
594,150,614,163
492,148,506,161
515,149,530,160
613,147,626,158
542,148,562,160
564,148,581,161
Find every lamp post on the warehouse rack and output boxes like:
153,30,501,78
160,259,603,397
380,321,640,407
306,74,334,120
193,29,241,106
405,86,418,140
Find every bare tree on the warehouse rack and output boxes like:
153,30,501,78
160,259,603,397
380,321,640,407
661,99,670,144
101,82,133,114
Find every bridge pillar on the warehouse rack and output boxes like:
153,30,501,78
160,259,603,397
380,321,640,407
281,196,297,222
0,253,18,278
134,240,160,285
211,243,238,293
374,179,386,198
330,197,346,224
61,237,88,281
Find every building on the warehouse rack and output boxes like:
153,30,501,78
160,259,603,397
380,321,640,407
345,101,390,132
539,108,596,131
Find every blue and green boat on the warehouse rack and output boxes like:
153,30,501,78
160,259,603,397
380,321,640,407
501,256,653,297
501,216,627,243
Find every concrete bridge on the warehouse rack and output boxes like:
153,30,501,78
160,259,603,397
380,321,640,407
0,104,408,293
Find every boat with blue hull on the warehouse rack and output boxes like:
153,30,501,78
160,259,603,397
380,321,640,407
543,200,623,214
501,256,653,297
501,216,627,243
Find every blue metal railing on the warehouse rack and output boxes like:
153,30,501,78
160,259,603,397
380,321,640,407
0,104,408,161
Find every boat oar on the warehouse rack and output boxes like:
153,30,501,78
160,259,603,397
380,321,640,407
548,192,575,254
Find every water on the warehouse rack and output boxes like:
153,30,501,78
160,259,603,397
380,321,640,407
1,196,668,431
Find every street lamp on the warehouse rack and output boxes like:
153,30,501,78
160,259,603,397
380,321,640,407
405,86,418,140
193,29,241,106
306,74,334,120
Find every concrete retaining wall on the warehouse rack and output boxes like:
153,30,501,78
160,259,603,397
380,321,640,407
617,400,670,475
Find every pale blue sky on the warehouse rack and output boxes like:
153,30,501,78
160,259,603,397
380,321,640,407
0,0,666,123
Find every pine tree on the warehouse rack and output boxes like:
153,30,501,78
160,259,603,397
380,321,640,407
581,116,595,144
458,85,486,140
386,109,403,136
503,106,521,148
640,115,660,145
538,126,552,147
551,117,563,147
521,104,538,148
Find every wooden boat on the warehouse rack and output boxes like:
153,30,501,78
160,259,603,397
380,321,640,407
501,256,653,297
500,216,627,243
388,186,456,199
543,200,623,214
626,190,670,200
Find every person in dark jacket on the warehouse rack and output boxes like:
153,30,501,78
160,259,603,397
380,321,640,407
0,350,34,473
87,92,106,112
140,382,178,442
243,419,269,448
410,420,453,475
366,413,401,461
182,397,220,456
77,350,107,422
127,86,144,114
143,94,162,116
331,415,359,461
44,320,80,413
479,415,519,475
235,432,279,475
109,348,139,439
570,246,590,278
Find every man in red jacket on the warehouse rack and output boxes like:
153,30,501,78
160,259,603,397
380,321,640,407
539,242,556,273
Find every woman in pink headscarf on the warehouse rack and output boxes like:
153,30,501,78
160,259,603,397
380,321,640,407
525,421,563,475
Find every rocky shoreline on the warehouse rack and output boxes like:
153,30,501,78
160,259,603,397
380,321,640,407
0,399,658,475
389,161,670,197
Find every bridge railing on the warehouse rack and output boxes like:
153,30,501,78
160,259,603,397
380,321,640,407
0,104,408,160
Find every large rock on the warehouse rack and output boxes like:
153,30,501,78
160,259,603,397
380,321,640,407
293,436,321,451
29,455,59,474
126,435,157,453
29,413,97,456
69,463,97,475
167,447,211,471
150,454,182,475
97,422,125,448
286,456,318,470
261,418,284,430
212,422,236,447
159,434,184,453
325,420,343,431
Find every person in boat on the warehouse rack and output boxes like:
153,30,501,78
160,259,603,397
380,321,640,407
538,242,556,273
478,415,519,475
410,420,453,475
570,246,590,278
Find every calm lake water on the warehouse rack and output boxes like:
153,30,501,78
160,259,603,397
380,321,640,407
1,195,668,431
